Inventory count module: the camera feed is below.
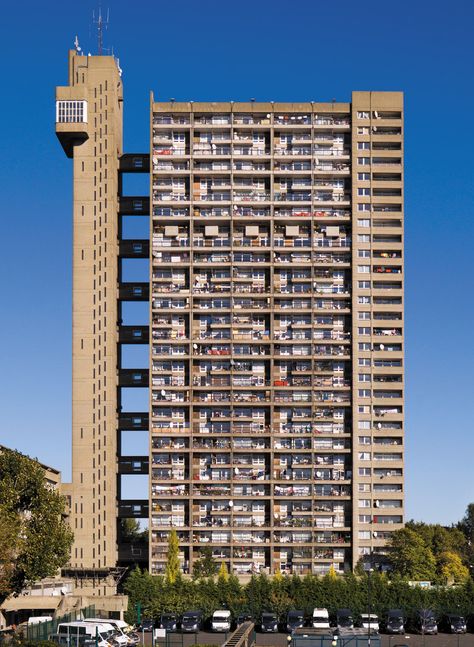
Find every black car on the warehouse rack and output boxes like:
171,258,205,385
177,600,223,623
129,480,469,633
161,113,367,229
385,609,405,635
140,619,154,633
445,614,467,634
415,609,437,635
160,613,179,632
260,613,278,633
236,614,253,627
286,610,305,633
336,609,354,631
181,610,203,633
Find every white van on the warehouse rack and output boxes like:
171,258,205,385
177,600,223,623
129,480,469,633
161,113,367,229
211,610,232,632
28,616,53,625
312,608,330,630
56,622,114,647
85,619,133,645
360,614,379,633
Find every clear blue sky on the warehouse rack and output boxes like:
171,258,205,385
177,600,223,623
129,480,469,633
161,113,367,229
0,0,473,526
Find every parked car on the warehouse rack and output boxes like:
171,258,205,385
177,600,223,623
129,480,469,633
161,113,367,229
360,614,379,634
286,610,305,633
415,609,437,635
385,609,405,635
312,608,330,630
336,609,354,631
181,610,203,633
160,613,179,632
236,614,253,627
445,614,467,634
211,610,232,632
260,613,278,633
139,619,154,633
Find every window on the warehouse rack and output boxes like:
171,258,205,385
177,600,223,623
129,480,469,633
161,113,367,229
359,437,371,445
358,172,370,180
359,467,371,476
358,281,370,289
358,420,370,429
358,188,371,196
358,312,371,320
358,389,371,398
358,358,370,367
358,127,369,134
358,374,371,382
56,100,88,123
358,296,371,304
358,249,370,258
357,219,371,228
358,265,370,273
358,157,371,165
358,142,370,150
358,530,371,539
358,327,370,335
357,111,369,119
358,483,371,492
359,514,371,523
358,204,371,211
359,343,370,351
358,499,371,507
357,234,370,242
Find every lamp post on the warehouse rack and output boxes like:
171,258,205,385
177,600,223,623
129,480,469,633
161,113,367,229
331,635,338,647
364,554,374,647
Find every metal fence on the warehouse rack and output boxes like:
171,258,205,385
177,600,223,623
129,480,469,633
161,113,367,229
292,635,381,647
25,606,97,642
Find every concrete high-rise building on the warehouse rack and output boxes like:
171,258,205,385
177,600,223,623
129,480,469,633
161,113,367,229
56,50,404,586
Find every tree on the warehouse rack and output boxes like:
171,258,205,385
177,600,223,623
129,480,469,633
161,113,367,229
0,449,73,600
192,546,218,579
120,519,148,543
437,551,469,584
388,527,436,581
217,561,229,583
164,529,180,584
123,567,159,624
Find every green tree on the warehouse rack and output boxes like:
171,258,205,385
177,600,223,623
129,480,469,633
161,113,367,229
437,551,469,584
164,529,180,584
123,567,158,624
120,519,148,543
192,546,218,579
0,449,73,600
388,527,436,581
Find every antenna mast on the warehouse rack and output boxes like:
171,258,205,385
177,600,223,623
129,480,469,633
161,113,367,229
93,7,109,55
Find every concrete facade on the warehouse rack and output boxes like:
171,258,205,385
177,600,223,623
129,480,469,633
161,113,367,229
56,50,404,582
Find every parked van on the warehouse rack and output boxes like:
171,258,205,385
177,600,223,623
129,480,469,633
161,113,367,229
181,611,203,633
260,613,278,633
312,609,329,630
385,609,405,635
28,617,53,625
211,610,231,632
415,609,437,635
336,609,354,631
55,622,114,647
84,619,133,645
360,614,379,634
286,610,305,632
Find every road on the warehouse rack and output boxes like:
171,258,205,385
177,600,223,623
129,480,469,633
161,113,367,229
146,631,472,647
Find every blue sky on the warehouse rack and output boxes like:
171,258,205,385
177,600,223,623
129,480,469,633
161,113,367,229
0,0,473,525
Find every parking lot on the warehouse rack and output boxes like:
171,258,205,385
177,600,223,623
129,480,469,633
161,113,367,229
146,631,474,647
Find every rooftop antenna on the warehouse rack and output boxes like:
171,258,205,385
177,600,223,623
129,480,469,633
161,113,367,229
93,6,109,55
74,35,82,54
